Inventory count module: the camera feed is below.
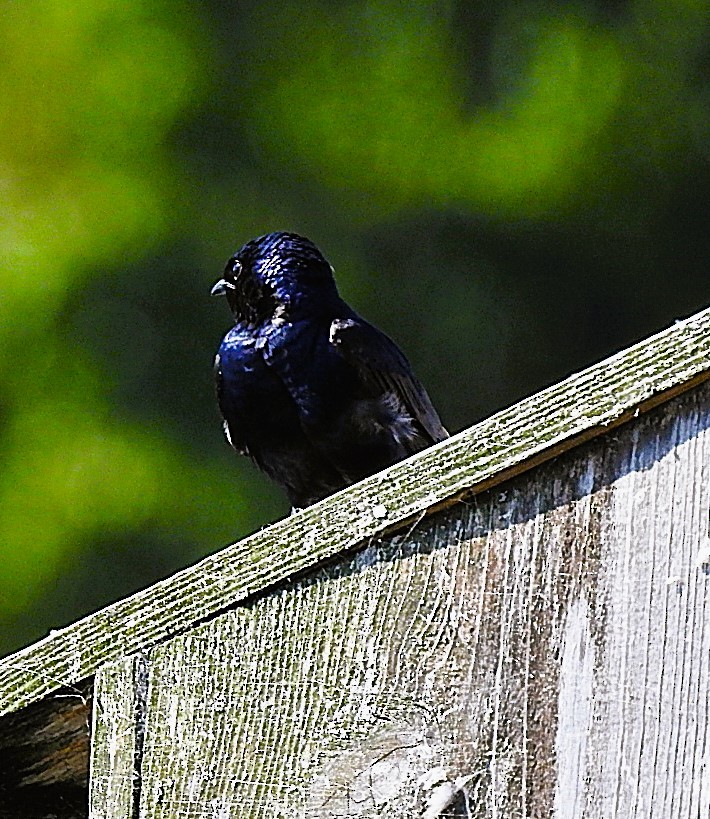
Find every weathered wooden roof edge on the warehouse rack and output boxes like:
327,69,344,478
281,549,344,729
2,306,710,717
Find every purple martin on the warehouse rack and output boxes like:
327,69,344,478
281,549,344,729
211,231,448,508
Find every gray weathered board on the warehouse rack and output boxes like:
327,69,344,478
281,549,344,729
89,379,710,818
0,307,709,818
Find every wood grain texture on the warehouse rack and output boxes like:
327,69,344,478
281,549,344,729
0,679,90,818
2,308,710,722
114,381,710,817
89,655,147,819
0,679,90,788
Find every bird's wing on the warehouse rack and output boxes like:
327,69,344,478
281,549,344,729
214,352,224,405
329,318,448,444
214,352,240,453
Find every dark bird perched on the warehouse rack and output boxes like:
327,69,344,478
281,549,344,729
211,231,448,508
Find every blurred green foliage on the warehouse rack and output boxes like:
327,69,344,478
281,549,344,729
1,0,708,656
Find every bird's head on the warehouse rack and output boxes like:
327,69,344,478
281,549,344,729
211,231,338,324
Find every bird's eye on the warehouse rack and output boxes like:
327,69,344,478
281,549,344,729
226,257,242,279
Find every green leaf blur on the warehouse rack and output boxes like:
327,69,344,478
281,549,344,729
1,0,708,655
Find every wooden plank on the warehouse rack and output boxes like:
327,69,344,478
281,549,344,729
89,654,148,819
0,679,90,819
130,381,710,817
0,679,90,789
1,306,710,718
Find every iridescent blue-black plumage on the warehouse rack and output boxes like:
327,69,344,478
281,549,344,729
212,231,448,507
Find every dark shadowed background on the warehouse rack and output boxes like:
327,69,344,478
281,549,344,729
1,0,708,657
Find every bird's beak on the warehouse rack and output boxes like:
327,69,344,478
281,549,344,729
210,278,236,296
